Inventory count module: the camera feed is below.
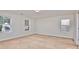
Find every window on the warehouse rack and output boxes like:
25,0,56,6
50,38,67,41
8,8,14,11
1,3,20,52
0,16,10,32
60,19,70,32
61,19,70,25
25,20,29,31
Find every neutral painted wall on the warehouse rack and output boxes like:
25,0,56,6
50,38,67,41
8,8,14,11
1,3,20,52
78,14,79,45
78,14,79,39
0,13,35,41
0,12,75,41
74,13,79,45
35,14,75,38
77,13,79,45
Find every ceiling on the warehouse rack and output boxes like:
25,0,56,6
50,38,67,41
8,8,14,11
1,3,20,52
0,10,77,19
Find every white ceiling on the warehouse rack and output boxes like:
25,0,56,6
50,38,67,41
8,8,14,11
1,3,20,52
0,10,76,19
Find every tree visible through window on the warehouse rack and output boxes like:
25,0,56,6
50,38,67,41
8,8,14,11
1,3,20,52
0,16,10,31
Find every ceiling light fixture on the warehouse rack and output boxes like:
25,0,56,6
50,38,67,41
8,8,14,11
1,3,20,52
34,10,40,12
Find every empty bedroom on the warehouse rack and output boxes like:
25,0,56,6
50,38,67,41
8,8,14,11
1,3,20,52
0,10,78,49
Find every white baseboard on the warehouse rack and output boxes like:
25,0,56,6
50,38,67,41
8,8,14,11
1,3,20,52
0,33,34,41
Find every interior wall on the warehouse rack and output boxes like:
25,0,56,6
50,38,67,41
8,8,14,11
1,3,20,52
77,13,79,45
0,12,75,41
78,14,79,44
78,14,79,40
0,13,35,41
35,14,75,38
74,13,79,45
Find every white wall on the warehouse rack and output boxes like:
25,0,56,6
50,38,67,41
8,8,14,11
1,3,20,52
0,13,35,41
35,14,75,38
74,13,79,45
78,14,79,44
78,14,79,40
0,12,75,41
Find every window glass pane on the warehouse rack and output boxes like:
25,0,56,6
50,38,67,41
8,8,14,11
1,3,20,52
0,25,2,31
3,17,10,24
0,16,10,31
25,20,29,26
0,16,3,24
0,16,3,20
61,19,70,25
0,21,3,24
4,19,10,24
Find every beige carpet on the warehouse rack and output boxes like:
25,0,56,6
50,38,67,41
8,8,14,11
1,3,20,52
0,34,77,49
